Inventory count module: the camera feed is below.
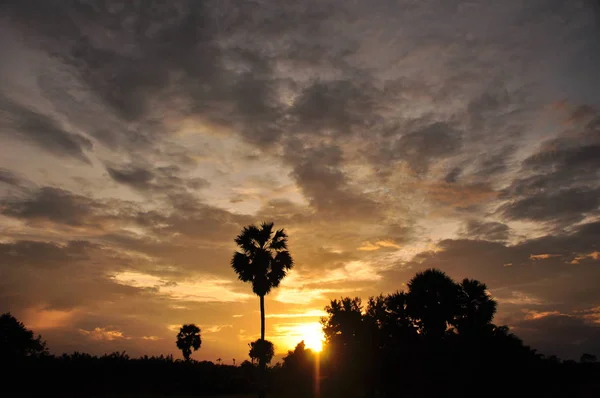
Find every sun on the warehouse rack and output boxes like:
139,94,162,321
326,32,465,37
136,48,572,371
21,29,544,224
297,322,324,352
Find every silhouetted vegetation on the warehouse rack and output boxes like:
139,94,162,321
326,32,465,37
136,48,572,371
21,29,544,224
0,312,48,360
248,339,275,365
2,267,600,397
176,323,202,361
231,222,294,398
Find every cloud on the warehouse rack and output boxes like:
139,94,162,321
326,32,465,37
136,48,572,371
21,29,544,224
382,122,463,175
1,0,599,361
274,288,340,305
1,187,108,226
529,254,561,260
204,325,233,333
499,187,600,227
112,271,252,303
0,168,23,187
106,163,209,199
141,335,161,341
358,240,401,251
570,251,600,264
79,327,129,341
459,220,510,242
266,310,327,319
511,313,600,360
0,95,92,162
0,240,95,269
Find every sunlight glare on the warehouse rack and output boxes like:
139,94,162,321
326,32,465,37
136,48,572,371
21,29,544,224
298,322,324,352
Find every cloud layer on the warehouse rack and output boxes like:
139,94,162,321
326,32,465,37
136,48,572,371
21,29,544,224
1,0,599,360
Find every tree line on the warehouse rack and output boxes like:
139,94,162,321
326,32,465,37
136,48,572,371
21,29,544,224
1,222,599,397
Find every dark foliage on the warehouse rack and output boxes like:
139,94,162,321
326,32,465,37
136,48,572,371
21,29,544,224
314,269,600,397
249,339,275,365
175,323,201,361
0,312,47,361
4,353,260,396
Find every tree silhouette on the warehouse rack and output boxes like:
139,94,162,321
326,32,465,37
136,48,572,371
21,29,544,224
580,353,597,364
231,222,293,397
406,268,460,338
454,278,497,336
281,340,316,395
175,324,201,361
321,297,366,393
249,339,275,365
0,312,47,361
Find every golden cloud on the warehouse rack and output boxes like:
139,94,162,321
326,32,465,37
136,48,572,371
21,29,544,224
112,271,252,303
529,253,562,260
79,327,129,341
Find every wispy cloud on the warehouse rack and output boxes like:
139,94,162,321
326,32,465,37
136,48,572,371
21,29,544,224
112,271,252,303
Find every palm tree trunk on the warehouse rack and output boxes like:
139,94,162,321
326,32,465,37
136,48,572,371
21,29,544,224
259,294,266,398
260,294,265,340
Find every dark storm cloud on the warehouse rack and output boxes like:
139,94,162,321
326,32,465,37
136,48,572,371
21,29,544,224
0,96,92,162
459,220,510,242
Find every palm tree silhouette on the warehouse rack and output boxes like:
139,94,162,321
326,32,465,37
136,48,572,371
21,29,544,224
406,268,460,338
231,222,294,397
217,357,222,365
454,278,497,336
176,324,201,361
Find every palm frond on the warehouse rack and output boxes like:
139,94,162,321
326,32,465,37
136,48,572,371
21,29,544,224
269,228,288,250
273,250,293,271
234,225,261,254
232,222,294,297
231,251,253,282
257,222,274,248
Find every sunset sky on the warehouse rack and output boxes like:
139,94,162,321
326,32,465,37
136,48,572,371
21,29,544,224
1,0,599,362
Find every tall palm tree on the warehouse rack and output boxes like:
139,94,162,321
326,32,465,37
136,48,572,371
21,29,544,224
406,268,460,338
231,222,293,397
454,278,497,336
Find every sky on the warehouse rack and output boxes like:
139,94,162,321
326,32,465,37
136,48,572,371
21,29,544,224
0,0,599,362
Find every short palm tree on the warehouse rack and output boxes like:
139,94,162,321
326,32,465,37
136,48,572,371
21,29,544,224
231,222,293,397
176,324,201,361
